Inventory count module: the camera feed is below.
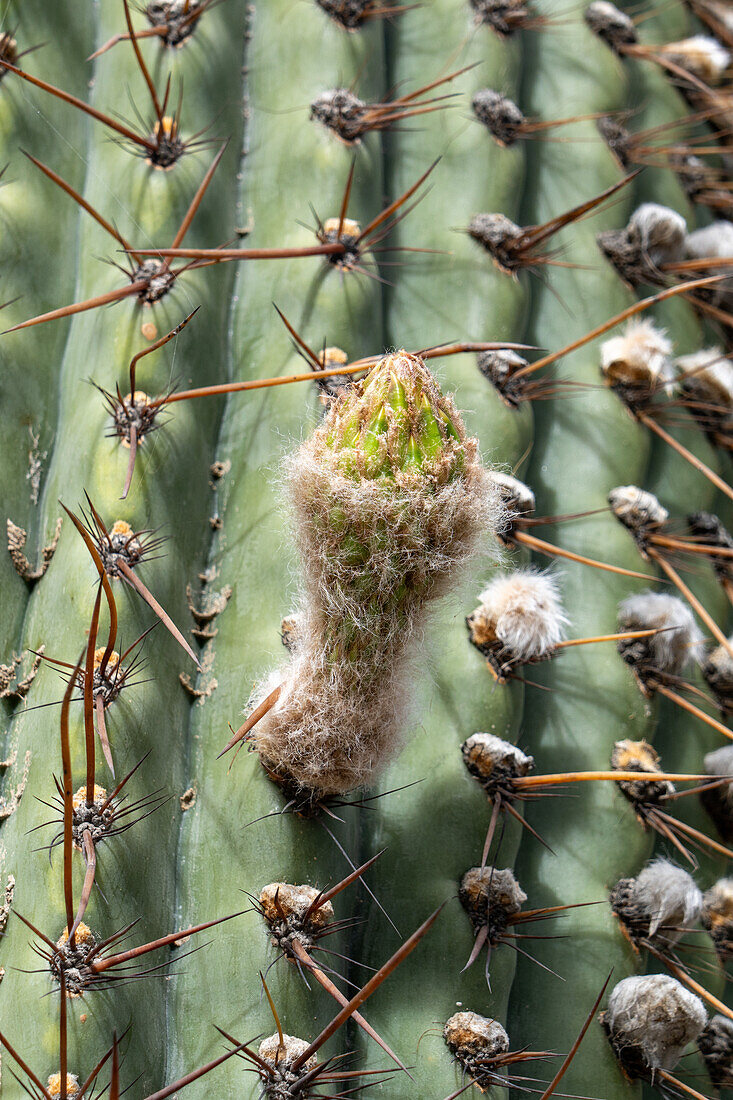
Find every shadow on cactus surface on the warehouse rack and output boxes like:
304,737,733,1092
2,0,733,1097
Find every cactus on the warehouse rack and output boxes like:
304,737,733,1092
1,1,733,1099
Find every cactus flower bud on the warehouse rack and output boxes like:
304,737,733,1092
249,351,501,801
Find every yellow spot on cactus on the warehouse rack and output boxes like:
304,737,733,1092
323,216,360,238
93,647,120,673
47,1074,80,1097
141,321,158,341
72,785,108,810
110,520,134,538
318,346,348,368
57,922,95,949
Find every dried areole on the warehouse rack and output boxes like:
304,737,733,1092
468,174,635,276
472,88,605,147
442,977,610,1100
609,857,703,955
611,738,733,865
466,568,658,683
699,1014,733,1089
611,490,733,665
598,203,686,287
314,0,412,29
311,66,471,144
601,974,707,1093
492,472,655,581
469,0,550,35
702,879,733,965
458,865,593,982
676,349,733,452
90,0,216,58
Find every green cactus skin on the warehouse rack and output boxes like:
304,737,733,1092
0,2,245,1091
506,7,662,1100
0,5,92,662
163,6,391,1095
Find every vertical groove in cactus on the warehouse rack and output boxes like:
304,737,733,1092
1,1,733,1097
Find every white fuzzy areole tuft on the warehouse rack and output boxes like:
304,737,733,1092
659,35,731,83
473,569,568,660
606,974,707,1071
490,471,536,519
686,222,733,261
618,592,704,674
705,744,733,779
601,320,674,390
629,203,687,266
462,732,534,779
677,347,733,409
609,485,669,529
631,858,703,938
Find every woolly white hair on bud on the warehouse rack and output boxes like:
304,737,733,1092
472,569,568,662
677,347,733,411
601,320,674,395
604,974,707,1073
631,204,687,266
617,592,704,675
659,35,731,84
631,858,703,938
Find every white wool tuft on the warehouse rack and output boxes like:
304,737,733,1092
462,732,534,777
629,204,687,266
601,320,674,388
705,744,733,779
632,858,703,937
685,222,733,261
609,485,669,529
490,471,536,519
677,347,733,408
606,974,707,1071
474,569,568,660
618,592,704,674
660,35,731,83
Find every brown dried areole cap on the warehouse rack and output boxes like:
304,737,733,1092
702,878,733,963
461,733,534,799
700,1014,733,1088
700,745,733,841
459,866,526,944
259,882,334,954
444,1011,510,1089
611,740,675,812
